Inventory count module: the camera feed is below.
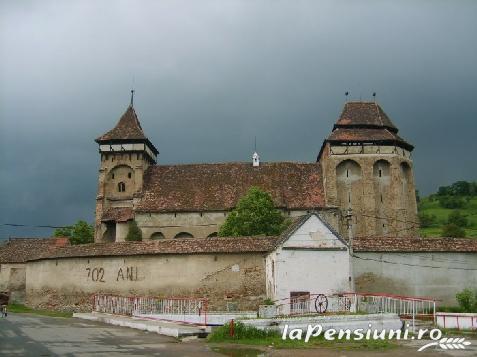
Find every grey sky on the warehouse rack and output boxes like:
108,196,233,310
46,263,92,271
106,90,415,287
1,0,476,239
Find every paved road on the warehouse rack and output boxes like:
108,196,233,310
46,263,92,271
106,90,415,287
1,313,476,357
0,313,219,356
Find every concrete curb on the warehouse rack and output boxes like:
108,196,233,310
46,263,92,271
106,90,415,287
73,312,206,338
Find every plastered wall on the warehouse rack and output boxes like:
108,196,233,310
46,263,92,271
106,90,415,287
353,252,477,305
26,253,266,312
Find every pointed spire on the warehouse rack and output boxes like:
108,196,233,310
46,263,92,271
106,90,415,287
130,89,135,107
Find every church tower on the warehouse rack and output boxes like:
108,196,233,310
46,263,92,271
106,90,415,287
318,101,418,239
94,93,158,242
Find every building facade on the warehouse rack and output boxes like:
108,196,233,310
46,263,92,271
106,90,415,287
94,100,418,242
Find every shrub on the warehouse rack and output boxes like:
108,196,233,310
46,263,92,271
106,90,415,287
438,196,465,209
441,224,466,238
262,298,275,306
208,321,279,342
418,212,437,228
456,288,477,313
447,211,468,227
126,221,142,241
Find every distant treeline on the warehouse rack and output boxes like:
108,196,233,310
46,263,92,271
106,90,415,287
436,181,477,197
430,181,477,209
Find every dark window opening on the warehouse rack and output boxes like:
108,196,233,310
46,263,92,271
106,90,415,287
118,182,126,192
380,194,383,203
128,172,132,179
112,173,115,179
174,232,194,239
348,192,351,203
207,232,218,238
379,169,382,177
346,169,349,177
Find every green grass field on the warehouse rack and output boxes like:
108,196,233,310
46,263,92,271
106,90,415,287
418,196,477,238
7,303,73,318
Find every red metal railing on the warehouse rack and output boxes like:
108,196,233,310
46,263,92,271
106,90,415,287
273,292,436,323
93,294,208,326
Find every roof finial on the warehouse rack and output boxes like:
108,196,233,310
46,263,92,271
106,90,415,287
372,92,376,102
345,91,349,101
252,136,260,167
130,89,135,107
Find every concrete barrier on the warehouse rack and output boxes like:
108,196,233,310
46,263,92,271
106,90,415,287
436,313,477,330
240,313,402,333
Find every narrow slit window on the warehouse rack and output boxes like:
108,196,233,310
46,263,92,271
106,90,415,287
118,182,126,192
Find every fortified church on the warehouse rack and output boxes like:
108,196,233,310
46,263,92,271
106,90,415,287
95,98,418,242
1,96,476,311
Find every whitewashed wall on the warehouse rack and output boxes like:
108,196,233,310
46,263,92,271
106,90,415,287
267,214,351,302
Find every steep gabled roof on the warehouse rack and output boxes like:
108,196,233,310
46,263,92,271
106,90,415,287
318,101,413,161
275,212,348,248
334,102,398,132
135,162,325,212
95,106,147,142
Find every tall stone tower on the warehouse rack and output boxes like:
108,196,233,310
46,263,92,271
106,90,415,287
318,101,418,238
94,98,158,242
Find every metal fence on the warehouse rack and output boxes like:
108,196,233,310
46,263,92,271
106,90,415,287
274,292,436,324
93,294,208,326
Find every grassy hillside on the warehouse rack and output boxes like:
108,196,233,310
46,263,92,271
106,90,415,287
419,196,477,238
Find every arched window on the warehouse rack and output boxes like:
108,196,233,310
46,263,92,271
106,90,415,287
118,182,126,192
207,232,218,238
373,160,391,180
336,160,361,182
150,232,165,240
174,232,194,239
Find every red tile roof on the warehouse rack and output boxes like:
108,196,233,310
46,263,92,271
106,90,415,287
31,237,278,260
96,106,147,142
327,128,412,149
101,207,134,222
0,237,70,264
353,236,477,252
335,102,397,131
318,101,414,160
135,162,325,212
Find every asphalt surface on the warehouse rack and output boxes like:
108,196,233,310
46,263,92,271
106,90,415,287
0,313,219,356
1,313,476,357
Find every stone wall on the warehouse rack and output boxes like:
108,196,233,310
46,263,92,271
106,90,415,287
26,253,266,312
320,143,418,238
0,263,26,303
135,208,341,240
353,252,477,305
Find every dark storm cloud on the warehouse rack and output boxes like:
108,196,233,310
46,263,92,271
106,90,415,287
1,0,476,239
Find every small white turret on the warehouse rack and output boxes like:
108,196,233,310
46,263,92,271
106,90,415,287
252,151,260,167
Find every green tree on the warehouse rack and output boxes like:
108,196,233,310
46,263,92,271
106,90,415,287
447,210,468,227
441,224,466,238
69,220,94,245
219,187,289,237
126,220,142,241
53,226,72,237
456,288,477,313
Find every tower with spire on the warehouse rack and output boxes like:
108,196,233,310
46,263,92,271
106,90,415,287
318,101,418,238
94,93,158,242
